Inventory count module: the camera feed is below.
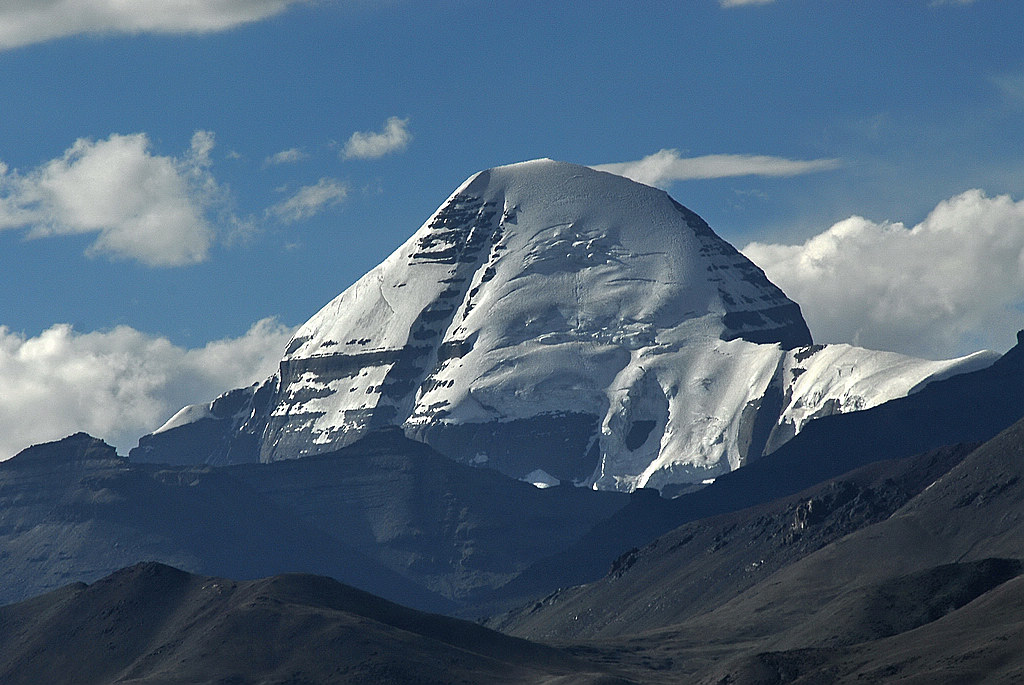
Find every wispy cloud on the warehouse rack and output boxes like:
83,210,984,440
593,149,840,188
268,177,349,223
0,0,307,51
0,318,294,458
342,116,412,160
264,147,309,166
720,0,775,6
743,189,1024,359
990,72,1024,110
0,131,229,266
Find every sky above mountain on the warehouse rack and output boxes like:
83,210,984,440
1,0,1023,456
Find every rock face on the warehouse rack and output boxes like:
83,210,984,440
9,432,118,464
133,159,994,490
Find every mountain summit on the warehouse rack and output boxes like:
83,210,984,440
134,160,992,490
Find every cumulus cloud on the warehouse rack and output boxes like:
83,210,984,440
342,117,411,160
268,177,349,223
742,189,1024,359
0,318,295,459
0,131,228,266
264,147,308,166
593,149,839,189
0,0,304,50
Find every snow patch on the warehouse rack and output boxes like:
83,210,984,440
154,403,213,434
522,469,560,489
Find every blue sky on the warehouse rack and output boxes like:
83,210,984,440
1,0,1023,455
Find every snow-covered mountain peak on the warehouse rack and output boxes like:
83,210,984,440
286,159,811,365
134,160,995,492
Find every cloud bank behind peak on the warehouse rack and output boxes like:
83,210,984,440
743,189,1024,359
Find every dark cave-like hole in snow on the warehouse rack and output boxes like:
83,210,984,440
625,420,657,451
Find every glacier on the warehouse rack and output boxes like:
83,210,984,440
134,159,995,492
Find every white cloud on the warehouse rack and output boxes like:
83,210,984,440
0,0,304,50
342,117,411,160
0,131,226,266
0,318,295,459
720,0,775,6
593,149,839,189
742,189,1024,359
264,147,309,166
268,177,349,223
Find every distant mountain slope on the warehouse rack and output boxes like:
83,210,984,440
133,159,991,492
0,433,445,612
720,409,1024,648
0,562,630,685
0,430,628,612
225,427,629,604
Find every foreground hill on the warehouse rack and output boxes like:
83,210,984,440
0,562,629,685
711,571,1024,684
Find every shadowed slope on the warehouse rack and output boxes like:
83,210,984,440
227,427,630,605
703,565,1024,685
0,563,631,685
0,433,450,612
495,442,975,641
0,429,628,614
508,416,1024,682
